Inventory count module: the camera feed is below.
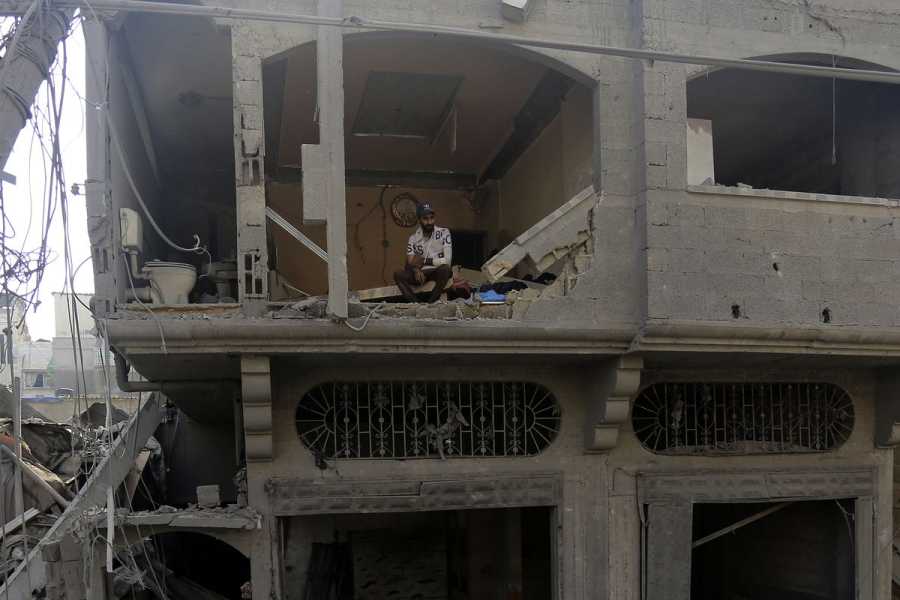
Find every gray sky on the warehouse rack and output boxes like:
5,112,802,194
4,23,91,341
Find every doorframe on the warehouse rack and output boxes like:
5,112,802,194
636,466,877,600
269,471,565,599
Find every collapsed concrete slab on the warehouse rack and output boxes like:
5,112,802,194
482,185,599,282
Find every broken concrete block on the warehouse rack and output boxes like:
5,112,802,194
478,304,511,319
41,541,61,562
58,535,81,562
501,0,533,22
196,485,221,508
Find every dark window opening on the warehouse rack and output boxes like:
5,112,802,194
692,500,855,600
687,57,900,198
284,507,553,600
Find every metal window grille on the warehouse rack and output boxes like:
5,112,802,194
632,382,854,455
295,381,561,459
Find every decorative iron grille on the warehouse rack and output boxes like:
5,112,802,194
632,382,854,455
295,381,561,459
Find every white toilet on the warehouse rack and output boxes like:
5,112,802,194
120,208,198,305
143,260,197,304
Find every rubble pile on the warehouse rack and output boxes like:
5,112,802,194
0,391,164,596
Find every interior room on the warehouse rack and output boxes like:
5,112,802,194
263,35,595,299
109,14,238,306
283,507,553,600
691,500,855,600
687,55,900,199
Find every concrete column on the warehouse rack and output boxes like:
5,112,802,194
84,19,117,315
308,0,349,319
232,40,268,308
640,61,688,193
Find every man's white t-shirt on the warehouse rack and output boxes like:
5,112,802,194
406,226,452,270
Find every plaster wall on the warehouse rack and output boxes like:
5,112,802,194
499,117,564,248
269,183,487,294
498,84,593,244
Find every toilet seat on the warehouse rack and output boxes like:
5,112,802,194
143,260,196,271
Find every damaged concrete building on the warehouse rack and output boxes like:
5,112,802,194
6,0,900,598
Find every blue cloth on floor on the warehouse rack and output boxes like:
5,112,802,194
478,290,507,303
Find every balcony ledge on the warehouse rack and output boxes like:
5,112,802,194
687,184,900,209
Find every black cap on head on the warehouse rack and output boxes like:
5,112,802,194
416,203,435,218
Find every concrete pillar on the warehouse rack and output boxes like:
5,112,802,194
83,19,117,315
232,42,268,308
304,0,349,319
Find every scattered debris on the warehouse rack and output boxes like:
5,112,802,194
196,484,221,508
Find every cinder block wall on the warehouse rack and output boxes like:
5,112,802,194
634,0,900,328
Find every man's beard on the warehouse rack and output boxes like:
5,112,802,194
422,223,435,234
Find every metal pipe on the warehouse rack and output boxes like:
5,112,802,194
0,444,70,509
114,351,159,392
54,0,900,84
692,502,792,548
265,206,328,262
113,351,226,393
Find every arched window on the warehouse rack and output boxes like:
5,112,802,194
296,381,561,459
632,382,853,455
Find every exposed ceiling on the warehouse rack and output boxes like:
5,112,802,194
267,37,555,178
121,22,579,189
123,13,234,180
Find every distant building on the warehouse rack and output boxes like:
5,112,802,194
0,293,31,367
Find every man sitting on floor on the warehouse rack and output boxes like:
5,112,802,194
394,203,453,303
